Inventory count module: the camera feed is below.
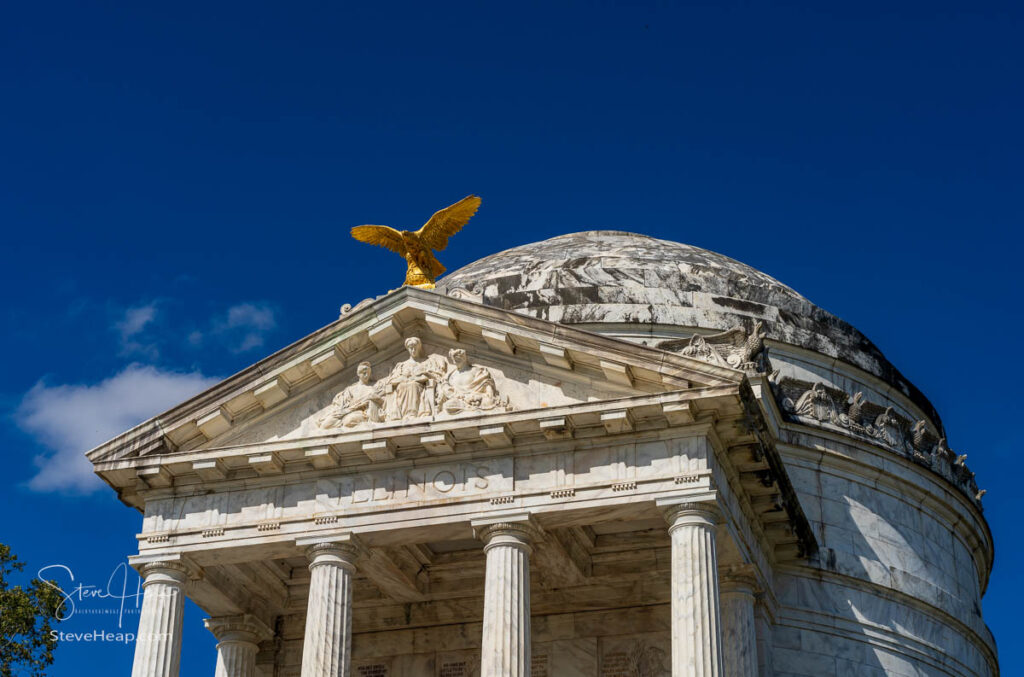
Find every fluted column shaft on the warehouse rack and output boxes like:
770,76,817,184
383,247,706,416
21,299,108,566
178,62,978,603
665,503,724,677
214,639,256,677
131,562,189,677
205,615,271,677
300,542,358,677
475,519,536,677
720,576,758,677
754,607,774,677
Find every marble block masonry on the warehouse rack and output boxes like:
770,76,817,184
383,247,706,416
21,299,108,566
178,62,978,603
89,231,997,676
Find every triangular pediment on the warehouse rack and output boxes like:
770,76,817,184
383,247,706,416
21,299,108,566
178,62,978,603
87,288,742,475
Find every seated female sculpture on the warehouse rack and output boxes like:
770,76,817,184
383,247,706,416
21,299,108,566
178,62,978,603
317,361,384,429
383,337,449,420
437,348,506,415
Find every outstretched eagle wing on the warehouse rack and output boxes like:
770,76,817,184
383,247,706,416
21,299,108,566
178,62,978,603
416,195,481,251
351,225,407,256
655,327,746,353
701,326,748,348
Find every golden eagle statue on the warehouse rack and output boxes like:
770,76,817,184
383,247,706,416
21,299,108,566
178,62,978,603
350,195,482,290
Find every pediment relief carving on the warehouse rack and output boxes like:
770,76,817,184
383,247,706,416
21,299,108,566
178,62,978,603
317,338,511,431
215,334,641,449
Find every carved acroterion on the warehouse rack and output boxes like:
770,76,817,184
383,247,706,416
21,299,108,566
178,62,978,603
656,322,768,372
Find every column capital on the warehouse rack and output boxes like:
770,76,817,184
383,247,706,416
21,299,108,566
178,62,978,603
471,513,540,551
719,564,760,596
656,496,720,531
297,533,362,571
130,555,201,586
204,614,273,645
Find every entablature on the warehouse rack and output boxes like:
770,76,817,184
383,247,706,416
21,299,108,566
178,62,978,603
122,388,814,578
98,388,730,498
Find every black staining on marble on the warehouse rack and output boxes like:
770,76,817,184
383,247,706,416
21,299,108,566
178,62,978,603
437,231,941,428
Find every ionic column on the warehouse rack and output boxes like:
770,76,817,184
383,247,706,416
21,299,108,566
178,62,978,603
754,605,774,677
660,500,724,677
130,561,190,677
719,570,759,677
299,539,359,677
204,615,272,677
472,514,537,677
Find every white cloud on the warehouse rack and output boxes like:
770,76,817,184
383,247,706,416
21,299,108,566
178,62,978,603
115,303,160,358
115,304,157,341
218,303,277,352
16,365,219,493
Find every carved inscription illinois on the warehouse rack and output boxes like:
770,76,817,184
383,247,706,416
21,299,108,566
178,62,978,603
322,459,514,507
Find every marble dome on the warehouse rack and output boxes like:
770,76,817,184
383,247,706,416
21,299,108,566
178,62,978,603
437,230,941,428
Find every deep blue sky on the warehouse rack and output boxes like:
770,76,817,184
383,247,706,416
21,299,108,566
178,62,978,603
2,2,1021,675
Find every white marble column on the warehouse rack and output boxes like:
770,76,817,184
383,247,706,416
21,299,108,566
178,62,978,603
473,515,537,677
131,561,189,677
720,572,759,677
204,615,271,677
754,605,774,677
300,540,359,677
661,501,724,677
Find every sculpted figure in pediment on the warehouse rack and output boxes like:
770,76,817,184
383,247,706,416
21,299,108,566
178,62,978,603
316,338,514,429
317,361,385,429
382,337,449,420
438,348,509,416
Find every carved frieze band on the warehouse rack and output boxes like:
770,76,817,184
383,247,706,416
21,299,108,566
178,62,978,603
771,376,983,505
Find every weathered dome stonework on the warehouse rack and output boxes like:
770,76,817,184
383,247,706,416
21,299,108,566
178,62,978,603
438,230,941,428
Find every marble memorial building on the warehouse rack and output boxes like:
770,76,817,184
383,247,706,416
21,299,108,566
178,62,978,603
88,231,996,676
